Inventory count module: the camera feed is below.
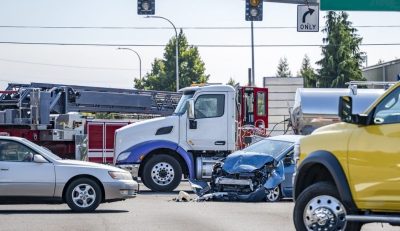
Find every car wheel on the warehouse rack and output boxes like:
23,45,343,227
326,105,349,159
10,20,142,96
65,178,102,212
293,182,362,231
142,154,182,192
266,185,281,202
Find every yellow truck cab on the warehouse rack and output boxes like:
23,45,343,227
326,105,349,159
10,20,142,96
293,82,400,231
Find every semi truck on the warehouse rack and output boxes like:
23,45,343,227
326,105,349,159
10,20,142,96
114,84,269,192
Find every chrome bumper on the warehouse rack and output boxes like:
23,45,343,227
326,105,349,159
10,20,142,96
117,164,140,179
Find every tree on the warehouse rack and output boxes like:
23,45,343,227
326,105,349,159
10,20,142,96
300,55,317,88
276,57,292,77
316,12,365,88
134,30,209,91
227,77,238,86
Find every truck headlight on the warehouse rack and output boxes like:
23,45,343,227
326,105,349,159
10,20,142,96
117,152,131,162
108,171,132,180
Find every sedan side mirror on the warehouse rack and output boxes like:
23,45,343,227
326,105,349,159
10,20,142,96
34,155,48,163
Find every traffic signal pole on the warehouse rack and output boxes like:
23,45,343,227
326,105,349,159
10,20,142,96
251,21,255,86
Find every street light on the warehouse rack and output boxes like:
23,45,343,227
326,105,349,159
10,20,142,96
145,15,179,92
118,47,142,81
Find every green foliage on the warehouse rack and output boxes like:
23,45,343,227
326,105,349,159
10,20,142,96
300,55,317,88
316,12,365,88
276,57,292,77
227,77,238,86
134,30,209,91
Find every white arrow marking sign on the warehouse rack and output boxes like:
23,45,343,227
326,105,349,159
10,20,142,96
297,4,319,32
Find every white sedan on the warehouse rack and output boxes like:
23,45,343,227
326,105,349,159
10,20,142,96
0,136,138,212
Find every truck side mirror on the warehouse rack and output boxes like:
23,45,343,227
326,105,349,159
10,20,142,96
339,96,369,125
338,96,353,123
187,99,195,120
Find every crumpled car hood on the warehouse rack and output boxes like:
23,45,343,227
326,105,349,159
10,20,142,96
222,152,275,174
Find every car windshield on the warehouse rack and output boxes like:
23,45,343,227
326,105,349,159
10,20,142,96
21,138,62,160
173,92,194,115
242,139,293,158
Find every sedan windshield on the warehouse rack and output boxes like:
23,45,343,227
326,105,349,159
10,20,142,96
21,138,62,160
242,139,293,158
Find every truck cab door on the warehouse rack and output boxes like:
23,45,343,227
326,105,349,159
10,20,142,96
348,86,400,210
186,92,228,151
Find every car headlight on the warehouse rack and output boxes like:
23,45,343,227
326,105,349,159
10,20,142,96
108,171,132,180
293,141,301,165
117,152,131,162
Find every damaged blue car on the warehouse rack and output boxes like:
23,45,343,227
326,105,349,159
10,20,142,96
190,135,303,202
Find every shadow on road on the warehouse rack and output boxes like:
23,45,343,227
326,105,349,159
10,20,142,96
0,209,129,215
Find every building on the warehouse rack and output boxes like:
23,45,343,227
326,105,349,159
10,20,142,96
362,59,400,82
263,77,304,136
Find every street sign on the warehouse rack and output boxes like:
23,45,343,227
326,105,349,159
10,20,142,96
297,5,319,32
321,0,400,11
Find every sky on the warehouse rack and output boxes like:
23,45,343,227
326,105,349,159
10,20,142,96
0,0,399,90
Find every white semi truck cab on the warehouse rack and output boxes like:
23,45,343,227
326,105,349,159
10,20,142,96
114,85,269,191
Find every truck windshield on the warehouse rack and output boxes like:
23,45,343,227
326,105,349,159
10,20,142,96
174,92,194,115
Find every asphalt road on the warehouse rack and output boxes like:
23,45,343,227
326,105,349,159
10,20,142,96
0,182,398,231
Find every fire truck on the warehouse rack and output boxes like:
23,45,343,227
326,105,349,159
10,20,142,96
114,84,269,192
0,82,181,163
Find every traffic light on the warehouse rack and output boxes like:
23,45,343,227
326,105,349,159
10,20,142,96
246,0,263,21
138,0,155,15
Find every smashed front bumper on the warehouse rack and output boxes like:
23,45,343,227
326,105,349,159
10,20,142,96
189,178,266,202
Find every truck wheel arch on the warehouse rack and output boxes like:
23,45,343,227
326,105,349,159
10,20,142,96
294,150,357,213
120,140,195,179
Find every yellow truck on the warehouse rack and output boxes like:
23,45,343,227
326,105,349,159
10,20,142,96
293,82,400,230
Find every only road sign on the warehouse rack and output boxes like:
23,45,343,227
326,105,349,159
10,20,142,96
297,5,319,32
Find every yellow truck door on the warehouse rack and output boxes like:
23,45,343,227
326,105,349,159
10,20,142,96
348,86,400,211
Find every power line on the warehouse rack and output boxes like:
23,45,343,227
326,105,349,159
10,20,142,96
0,58,145,71
0,41,400,47
0,25,399,30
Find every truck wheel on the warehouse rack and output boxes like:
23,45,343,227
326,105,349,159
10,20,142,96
65,178,102,212
266,185,281,202
142,154,182,192
293,182,362,231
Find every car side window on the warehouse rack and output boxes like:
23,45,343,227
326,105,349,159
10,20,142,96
194,94,225,119
374,87,400,125
0,140,36,162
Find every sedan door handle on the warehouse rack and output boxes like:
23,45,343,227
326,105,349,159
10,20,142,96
215,141,226,145
0,168,9,171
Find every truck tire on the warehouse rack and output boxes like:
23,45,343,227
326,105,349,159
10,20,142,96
65,178,102,212
142,154,182,192
293,182,362,231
